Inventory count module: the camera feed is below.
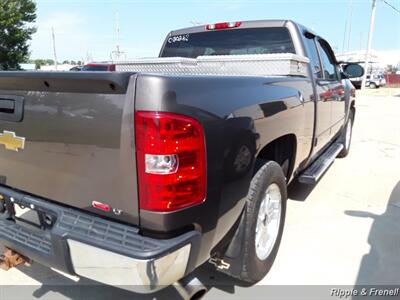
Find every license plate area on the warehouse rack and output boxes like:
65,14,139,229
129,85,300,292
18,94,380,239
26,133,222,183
14,204,41,228
2,196,56,230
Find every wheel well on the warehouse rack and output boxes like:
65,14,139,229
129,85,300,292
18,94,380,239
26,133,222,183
255,134,297,180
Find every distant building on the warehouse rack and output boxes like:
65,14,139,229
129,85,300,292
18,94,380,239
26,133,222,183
335,50,378,64
335,49,400,74
19,63,36,71
40,64,77,71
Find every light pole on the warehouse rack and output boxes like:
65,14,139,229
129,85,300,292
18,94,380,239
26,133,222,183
347,0,354,52
361,0,377,90
51,27,58,71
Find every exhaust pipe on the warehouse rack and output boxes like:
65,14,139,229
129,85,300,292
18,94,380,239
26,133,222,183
174,275,208,300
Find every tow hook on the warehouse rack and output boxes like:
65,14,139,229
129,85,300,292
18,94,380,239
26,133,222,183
0,248,31,271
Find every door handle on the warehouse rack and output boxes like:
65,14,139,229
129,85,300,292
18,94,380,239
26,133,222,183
0,95,24,122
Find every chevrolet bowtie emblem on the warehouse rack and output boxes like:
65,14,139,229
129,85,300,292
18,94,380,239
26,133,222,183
0,131,25,151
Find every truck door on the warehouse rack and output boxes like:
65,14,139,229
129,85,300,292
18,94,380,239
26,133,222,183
316,39,346,139
303,34,331,154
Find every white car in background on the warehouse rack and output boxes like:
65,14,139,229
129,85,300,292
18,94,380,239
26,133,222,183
366,73,386,89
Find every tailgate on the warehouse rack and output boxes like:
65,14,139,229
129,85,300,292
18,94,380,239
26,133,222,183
0,72,139,225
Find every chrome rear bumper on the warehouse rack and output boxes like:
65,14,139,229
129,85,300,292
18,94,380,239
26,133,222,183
0,185,200,293
68,240,191,292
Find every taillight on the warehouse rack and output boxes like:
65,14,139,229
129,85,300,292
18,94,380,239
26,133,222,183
135,111,206,212
206,21,241,30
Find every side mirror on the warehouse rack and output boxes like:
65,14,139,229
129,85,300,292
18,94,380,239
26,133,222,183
342,63,364,79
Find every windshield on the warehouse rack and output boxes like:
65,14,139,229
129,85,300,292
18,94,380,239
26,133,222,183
161,27,295,58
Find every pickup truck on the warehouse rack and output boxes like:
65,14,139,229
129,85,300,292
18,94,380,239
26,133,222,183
0,20,363,299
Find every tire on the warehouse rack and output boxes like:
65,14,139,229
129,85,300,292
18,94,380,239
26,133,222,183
232,160,287,283
369,82,377,89
337,110,354,158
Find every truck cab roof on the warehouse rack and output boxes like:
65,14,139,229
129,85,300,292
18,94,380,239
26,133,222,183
169,19,305,35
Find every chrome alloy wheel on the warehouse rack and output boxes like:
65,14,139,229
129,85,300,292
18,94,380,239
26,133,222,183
255,183,282,260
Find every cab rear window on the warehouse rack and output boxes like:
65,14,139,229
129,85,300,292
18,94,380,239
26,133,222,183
161,27,295,58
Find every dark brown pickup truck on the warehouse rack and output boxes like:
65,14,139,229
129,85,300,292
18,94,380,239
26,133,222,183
0,20,363,299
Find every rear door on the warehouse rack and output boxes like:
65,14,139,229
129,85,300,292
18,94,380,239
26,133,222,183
316,39,346,139
303,34,331,153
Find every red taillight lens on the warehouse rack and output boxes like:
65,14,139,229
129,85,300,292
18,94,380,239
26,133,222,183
92,201,110,212
206,21,241,30
135,111,206,212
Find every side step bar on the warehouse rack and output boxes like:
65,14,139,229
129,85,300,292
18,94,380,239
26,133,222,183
298,143,344,185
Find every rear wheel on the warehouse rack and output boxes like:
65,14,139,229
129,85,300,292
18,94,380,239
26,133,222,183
231,160,287,283
369,82,377,89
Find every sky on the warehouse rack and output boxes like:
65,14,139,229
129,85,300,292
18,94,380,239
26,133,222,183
30,0,400,62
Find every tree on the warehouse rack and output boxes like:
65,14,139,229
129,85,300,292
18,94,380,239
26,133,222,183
0,0,36,70
32,58,54,70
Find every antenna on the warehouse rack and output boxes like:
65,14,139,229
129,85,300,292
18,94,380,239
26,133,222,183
342,10,348,52
51,27,58,70
111,11,126,61
190,20,203,26
86,51,93,64
116,11,120,58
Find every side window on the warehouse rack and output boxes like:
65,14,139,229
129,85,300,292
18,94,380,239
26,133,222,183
303,35,322,79
317,40,338,80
